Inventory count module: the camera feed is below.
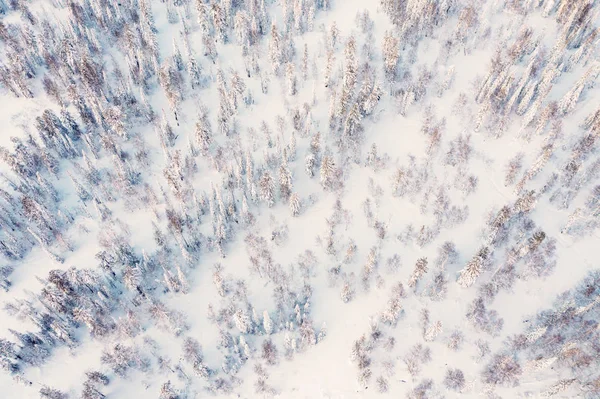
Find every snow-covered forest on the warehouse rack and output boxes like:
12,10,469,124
1,0,600,397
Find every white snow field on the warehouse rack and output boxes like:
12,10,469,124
1,0,600,397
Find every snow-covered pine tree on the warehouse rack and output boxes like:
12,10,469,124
289,193,301,216
263,310,274,335
320,154,335,189
269,23,283,75
279,161,292,201
259,171,275,207
457,247,490,288
286,62,297,96
382,31,399,83
408,257,428,289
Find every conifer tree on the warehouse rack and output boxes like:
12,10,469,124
279,161,292,201
289,193,301,216
320,154,335,189
408,257,429,289
263,310,273,335
259,171,275,207
458,247,490,288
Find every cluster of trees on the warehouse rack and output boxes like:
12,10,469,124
483,270,600,397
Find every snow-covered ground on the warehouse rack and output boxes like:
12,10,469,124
1,0,600,398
